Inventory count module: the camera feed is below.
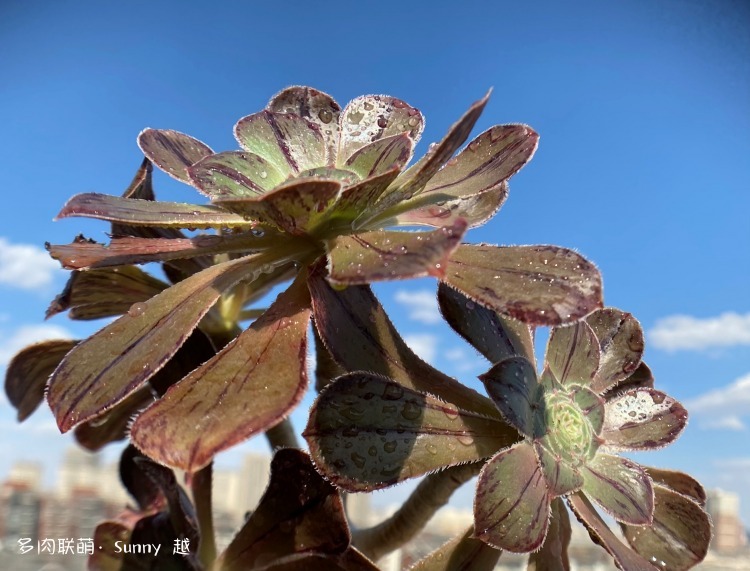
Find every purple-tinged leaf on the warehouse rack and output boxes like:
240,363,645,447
621,483,710,571
312,319,346,392
325,168,400,225
304,373,512,491
119,445,167,513
602,389,687,451
46,266,168,319
474,441,551,553
47,254,264,432
215,178,342,236
189,150,285,198
567,492,659,571
130,277,311,472
479,356,543,438
408,526,501,571
644,467,706,506
581,454,654,525
586,308,644,394
268,86,342,164
260,550,379,571
605,362,654,398
422,125,538,197
308,271,500,417
443,244,603,326
56,193,249,228
528,498,572,571
343,133,413,179
215,449,350,570
112,157,156,237
4,339,77,421
534,443,584,497
338,95,424,162
234,110,326,176
326,221,466,285
74,387,152,452
137,128,213,184
437,281,534,364
90,519,136,571
546,321,600,386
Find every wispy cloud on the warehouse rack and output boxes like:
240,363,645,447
649,312,750,352
684,372,750,431
445,347,485,373
0,237,61,291
0,323,74,366
394,290,441,325
404,333,439,364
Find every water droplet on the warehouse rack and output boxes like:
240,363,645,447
426,443,438,455
443,406,459,420
408,117,419,127
350,452,366,469
363,101,374,111
383,440,397,453
259,170,268,179
457,434,474,446
128,302,146,318
348,111,364,124
465,301,475,310
368,446,378,457
251,228,265,237
382,384,404,401
377,117,388,129
318,109,333,124
195,234,221,247
401,400,421,420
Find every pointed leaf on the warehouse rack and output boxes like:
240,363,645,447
438,281,534,363
112,157,156,236
5,339,77,421
138,128,213,184
234,110,326,176
268,86,342,163
326,221,466,285
343,133,413,179
586,308,644,393
644,467,706,506
48,254,265,432
622,483,710,571
422,124,538,197
528,498,572,571
443,244,603,326
475,441,551,553
188,150,285,198
215,178,341,235
479,356,543,438
581,454,654,525
304,373,511,491
312,321,346,392
534,442,584,497
131,278,310,472
308,270,499,417
546,321,600,386
567,492,659,571
409,526,501,571
602,389,687,451
56,193,249,228
324,168,400,225
215,449,350,570
606,362,654,398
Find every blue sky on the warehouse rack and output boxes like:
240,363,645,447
1,0,749,524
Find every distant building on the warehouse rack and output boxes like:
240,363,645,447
238,452,271,515
705,488,748,553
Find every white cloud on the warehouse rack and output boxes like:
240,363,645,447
649,312,750,351
394,290,441,325
0,324,74,366
445,347,484,373
0,237,61,291
685,372,750,431
404,333,439,364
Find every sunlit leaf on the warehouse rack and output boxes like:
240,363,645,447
572,384,605,434
408,526,501,571
605,362,654,397
343,134,412,179
581,454,653,525
137,128,213,184
189,150,285,198
586,308,644,393
55,193,249,228
534,442,583,497
437,281,534,363
527,498,572,571
546,321,600,386
4,339,77,421
644,467,706,507
215,449,350,570
602,389,687,451
324,169,400,227
475,441,551,553
326,221,466,285
393,183,508,228
443,244,602,326
48,253,266,432
112,157,156,236
130,276,311,472
305,373,511,491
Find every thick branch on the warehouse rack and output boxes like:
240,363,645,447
191,463,217,568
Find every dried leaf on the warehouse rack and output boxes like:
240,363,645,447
546,321,600,386
137,128,213,184
581,454,653,525
408,526,501,571
586,308,644,393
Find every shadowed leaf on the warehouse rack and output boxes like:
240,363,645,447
4,339,77,421
438,281,534,363
409,525,501,571
189,150,285,198
325,169,400,226
546,321,600,386
393,183,508,228
312,321,346,392
602,389,687,451
90,519,135,571
581,454,653,525
343,134,413,179
605,362,654,398
74,386,152,451
305,373,511,491
567,492,658,571
326,221,466,285
261,551,379,571
137,128,213,184
644,467,706,506
55,193,249,228
475,441,551,553
308,271,499,417
443,244,602,326
586,308,644,393
480,356,543,438
215,449,350,571
621,484,710,571
528,498,572,571
130,276,311,472
48,254,266,432
112,157,156,237
119,446,167,513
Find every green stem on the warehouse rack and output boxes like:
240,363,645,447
191,463,217,568
352,461,483,561
265,418,300,449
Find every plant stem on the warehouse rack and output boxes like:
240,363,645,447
265,418,300,449
352,461,483,561
191,463,217,568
